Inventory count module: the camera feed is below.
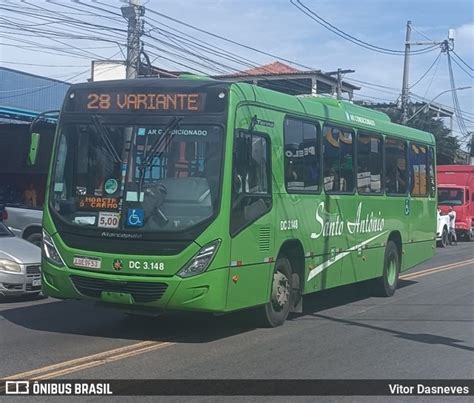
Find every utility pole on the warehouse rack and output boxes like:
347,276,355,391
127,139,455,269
400,20,412,124
121,0,145,79
326,68,355,100
400,22,453,124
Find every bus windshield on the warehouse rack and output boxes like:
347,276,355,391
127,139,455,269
438,187,464,206
51,119,224,233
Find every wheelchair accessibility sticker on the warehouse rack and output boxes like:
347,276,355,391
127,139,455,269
127,208,144,227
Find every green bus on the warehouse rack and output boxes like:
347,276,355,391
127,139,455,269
41,78,437,326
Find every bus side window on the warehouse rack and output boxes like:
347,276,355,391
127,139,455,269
385,138,407,195
409,143,428,197
357,133,383,194
323,126,354,193
429,146,436,197
284,118,320,192
231,131,271,235
323,126,355,193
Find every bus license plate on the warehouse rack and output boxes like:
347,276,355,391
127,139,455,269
32,278,41,287
73,256,102,269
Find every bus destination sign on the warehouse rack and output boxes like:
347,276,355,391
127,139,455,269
74,91,207,113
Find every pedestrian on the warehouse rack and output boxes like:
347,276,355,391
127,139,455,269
448,206,457,245
23,183,37,209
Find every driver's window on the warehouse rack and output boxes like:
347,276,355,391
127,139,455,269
231,131,271,235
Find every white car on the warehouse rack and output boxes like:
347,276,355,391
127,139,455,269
436,209,450,248
0,222,42,297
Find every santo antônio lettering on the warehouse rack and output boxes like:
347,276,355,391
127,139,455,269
86,92,203,112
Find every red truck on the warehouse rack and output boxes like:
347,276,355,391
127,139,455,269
437,165,474,241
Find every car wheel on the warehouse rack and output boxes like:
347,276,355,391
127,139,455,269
26,232,42,247
468,228,474,242
440,227,449,247
372,241,400,297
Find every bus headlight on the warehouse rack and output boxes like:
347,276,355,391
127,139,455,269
0,259,22,273
42,230,65,267
177,240,221,278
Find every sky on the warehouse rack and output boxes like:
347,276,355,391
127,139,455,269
0,0,473,147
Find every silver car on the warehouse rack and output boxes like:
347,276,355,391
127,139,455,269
4,206,43,246
0,222,42,297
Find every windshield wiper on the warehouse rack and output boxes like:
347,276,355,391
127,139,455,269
136,116,183,201
92,115,122,164
143,116,183,168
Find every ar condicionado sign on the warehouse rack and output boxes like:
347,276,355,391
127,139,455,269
86,92,205,112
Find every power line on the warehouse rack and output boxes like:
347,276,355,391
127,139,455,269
0,61,88,68
411,25,434,42
452,50,473,71
451,55,474,78
409,52,442,89
141,4,314,70
446,49,468,136
291,0,440,56
421,50,442,100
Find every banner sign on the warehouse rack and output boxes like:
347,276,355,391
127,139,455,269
1,380,472,396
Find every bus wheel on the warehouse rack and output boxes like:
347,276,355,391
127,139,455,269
373,241,400,297
440,227,449,247
257,257,293,327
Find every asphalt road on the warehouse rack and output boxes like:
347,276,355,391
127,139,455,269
0,242,472,398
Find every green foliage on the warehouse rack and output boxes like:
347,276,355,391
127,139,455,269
368,105,460,164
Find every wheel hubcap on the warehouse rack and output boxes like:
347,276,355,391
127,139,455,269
271,270,290,311
387,258,396,286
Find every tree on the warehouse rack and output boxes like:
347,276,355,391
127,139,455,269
363,104,461,165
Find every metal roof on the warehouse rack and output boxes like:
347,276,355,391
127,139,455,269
0,67,70,115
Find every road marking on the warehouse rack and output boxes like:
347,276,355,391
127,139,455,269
1,258,472,384
401,258,474,280
1,340,175,382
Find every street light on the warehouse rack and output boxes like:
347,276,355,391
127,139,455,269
407,86,472,122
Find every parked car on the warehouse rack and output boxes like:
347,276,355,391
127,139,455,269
4,205,43,246
0,221,42,297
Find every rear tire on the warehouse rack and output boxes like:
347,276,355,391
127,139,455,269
467,228,474,242
440,227,449,247
373,241,400,297
255,257,293,327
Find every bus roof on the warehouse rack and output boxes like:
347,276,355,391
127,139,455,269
231,82,435,145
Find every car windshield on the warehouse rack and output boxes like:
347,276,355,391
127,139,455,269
438,188,464,206
0,222,14,237
51,120,224,233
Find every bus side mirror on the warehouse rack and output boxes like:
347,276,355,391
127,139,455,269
28,132,40,166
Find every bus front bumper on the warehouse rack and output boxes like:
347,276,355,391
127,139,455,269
41,262,229,313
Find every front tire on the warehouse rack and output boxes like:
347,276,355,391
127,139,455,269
26,232,42,247
373,241,400,297
256,257,293,327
